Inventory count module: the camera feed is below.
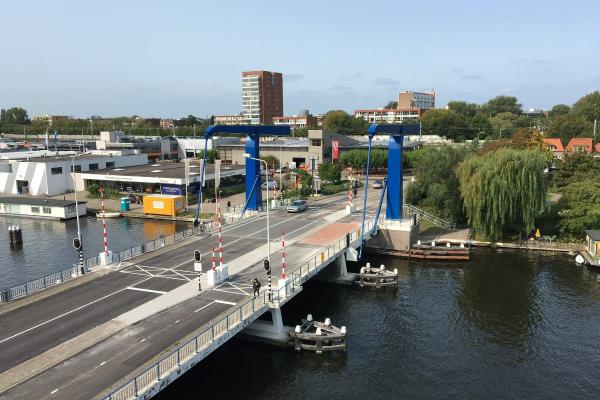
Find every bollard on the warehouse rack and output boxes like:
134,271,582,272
446,242,451,248
341,326,347,335
307,314,313,322
417,239,421,246
366,262,371,269
295,325,301,333
316,327,322,335
325,318,331,326
460,243,465,248
431,241,436,247
380,264,385,271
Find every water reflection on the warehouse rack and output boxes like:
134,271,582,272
457,249,542,351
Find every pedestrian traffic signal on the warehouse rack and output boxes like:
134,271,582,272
263,259,270,273
194,250,201,262
73,237,81,250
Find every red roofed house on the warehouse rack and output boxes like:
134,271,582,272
565,137,593,154
543,138,565,160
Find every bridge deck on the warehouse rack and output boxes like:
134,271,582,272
0,192,382,400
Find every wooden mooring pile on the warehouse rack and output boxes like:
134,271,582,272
358,263,399,289
290,314,347,353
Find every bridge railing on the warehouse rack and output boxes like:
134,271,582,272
0,205,260,303
403,204,456,230
102,217,378,400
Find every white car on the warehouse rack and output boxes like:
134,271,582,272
287,200,308,213
261,181,278,190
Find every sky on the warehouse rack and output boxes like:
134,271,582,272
1,0,599,118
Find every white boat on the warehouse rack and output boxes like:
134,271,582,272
96,212,121,218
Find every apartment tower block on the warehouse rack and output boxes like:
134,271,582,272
242,70,283,125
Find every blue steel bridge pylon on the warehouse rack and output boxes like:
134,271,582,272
194,125,291,225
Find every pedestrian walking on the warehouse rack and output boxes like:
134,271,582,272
252,278,261,298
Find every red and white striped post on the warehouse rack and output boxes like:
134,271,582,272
211,247,216,272
100,187,108,254
281,230,286,280
348,180,353,206
217,195,223,267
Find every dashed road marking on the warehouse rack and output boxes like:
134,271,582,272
126,287,166,295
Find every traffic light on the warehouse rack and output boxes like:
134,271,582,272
263,259,271,274
194,250,201,262
73,237,81,250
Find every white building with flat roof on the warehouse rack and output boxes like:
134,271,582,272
0,152,148,196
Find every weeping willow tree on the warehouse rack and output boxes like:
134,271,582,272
457,148,548,241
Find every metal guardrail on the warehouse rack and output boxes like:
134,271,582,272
0,205,258,303
102,218,377,400
403,204,456,230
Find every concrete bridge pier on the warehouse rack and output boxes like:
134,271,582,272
240,306,292,346
315,253,357,285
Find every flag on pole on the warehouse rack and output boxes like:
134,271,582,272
214,159,221,189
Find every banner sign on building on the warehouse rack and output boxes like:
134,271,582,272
161,184,184,195
332,140,340,161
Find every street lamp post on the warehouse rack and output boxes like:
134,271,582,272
244,153,271,299
71,154,85,274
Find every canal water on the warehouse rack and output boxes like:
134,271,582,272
0,215,188,289
156,248,600,400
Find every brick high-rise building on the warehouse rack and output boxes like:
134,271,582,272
242,70,283,125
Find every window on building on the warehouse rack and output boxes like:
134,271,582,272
89,163,99,171
310,139,322,147
71,164,82,172
106,162,115,169
31,206,40,213
219,149,233,165
67,205,76,213
43,207,52,214
51,167,63,175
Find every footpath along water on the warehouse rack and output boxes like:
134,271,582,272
0,215,188,289
157,248,600,400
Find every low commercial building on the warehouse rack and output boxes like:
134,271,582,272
354,108,423,124
213,114,248,125
96,131,179,161
272,115,318,129
0,197,87,220
216,130,358,167
79,160,244,196
0,151,148,196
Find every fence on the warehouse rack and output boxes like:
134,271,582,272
403,204,455,230
102,218,378,400
0,205,260,303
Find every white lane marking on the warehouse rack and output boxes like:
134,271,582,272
139,338,146,343
214,300,236,306
175,320,180,324
194,301,215,313
0,276,153,344
100,361,106,366
51,389,58,394
125,286,166,295
211,289,249,296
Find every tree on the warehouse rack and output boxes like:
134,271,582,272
457,148,548,241
572,91,600,123
549,104,571,118
481,96,522,117
470,114,494,139
198,149,219,163
384,101,398,109
510,128,552,161
552,153,600,189
406,146,470,221
489,112,518,138
0,107,30,125
420,109,471,141
262,155,279,169
556,180,600,240
323,110,368,135
546,113,592,142
447,101,479,120
339,149,385,170
318,163,341,184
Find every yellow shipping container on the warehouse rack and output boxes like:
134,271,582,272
143,194,185,217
